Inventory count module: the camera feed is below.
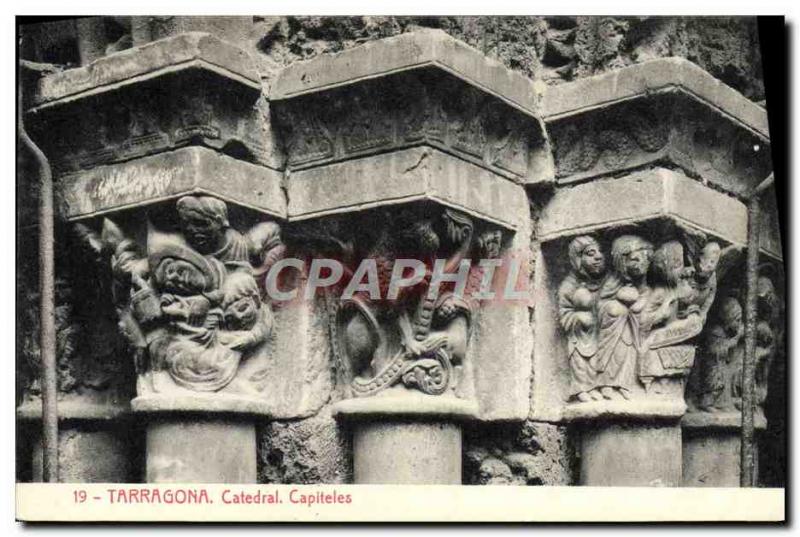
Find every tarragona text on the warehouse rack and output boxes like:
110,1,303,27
104,488,352,506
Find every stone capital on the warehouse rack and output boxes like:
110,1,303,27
270,29,544,421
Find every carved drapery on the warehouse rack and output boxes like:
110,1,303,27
685,270,783,418
556,228,731,406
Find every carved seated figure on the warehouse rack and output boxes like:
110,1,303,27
699,297,744,411
639,241,707,391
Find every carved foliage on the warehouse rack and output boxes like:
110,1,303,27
551,100,670,178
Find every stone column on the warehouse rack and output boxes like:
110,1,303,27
681,413,764,487
574,413,684,487
134,399,266,483
334,397,475,484
534,58,778,486
271,29,549,484
18,405,138,483
23,21,287,484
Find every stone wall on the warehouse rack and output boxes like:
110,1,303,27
250,16,764,99
17,16,782,487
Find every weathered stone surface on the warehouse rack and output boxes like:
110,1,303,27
30,424,140,483
130,16,254,48
352,419,462,484
57,147,285,220
271,29,552,185
682,410,766,430
579,421,682,486
541,58,767,137
463,420,576,485
563,400,687,422
272,28,542,116
274,76,550,185
132,395,273,416
468,200,533,421
287,147,527,230
682,429,750,487
33,32,259,107
146,417,256,483
254,17,765,101
256,298,334,419
331,392,478,419
257,407,351,484
17,401,130,421
537,168,749,247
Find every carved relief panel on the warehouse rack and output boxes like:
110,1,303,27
28,70,281,176
685,262,784,421
74,195,285,403
552,222,737,409
272,70,542,182
285,203,509,406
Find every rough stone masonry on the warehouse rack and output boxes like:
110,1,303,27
16,16,783,487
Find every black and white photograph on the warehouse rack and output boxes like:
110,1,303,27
11,10,790,524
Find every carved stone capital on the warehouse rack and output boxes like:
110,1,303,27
72,194,286,416
269,29,541,421
287,203,512,419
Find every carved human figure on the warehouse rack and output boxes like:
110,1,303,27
176,195,251,269
694,274,778,413
692,242,722,321
699,297,744,411
134,243,245,392
594,235,654,400
219,270,272,352
74,198,281,397
557,235,606,402
755,275,779,407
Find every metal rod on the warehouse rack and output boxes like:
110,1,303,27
753,173,775,198
740,174,771,487
19,61,59,482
